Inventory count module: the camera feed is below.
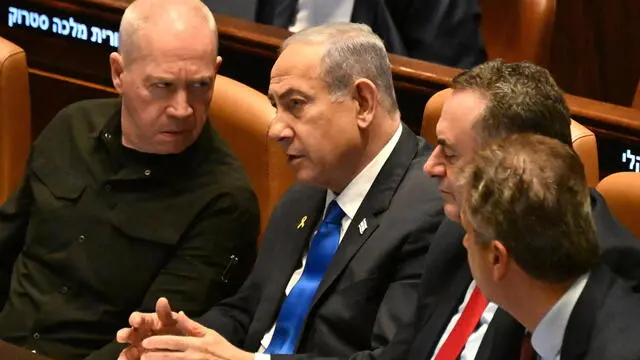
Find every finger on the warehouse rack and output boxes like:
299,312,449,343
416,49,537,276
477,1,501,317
142,335,194,352
175,311,210,337
117,328,135,343
156,297,178,326
130,311,156,328
141,350,190,360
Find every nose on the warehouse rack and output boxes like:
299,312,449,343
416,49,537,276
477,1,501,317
424,146,446,178
167,89,194,118
267,115,294,144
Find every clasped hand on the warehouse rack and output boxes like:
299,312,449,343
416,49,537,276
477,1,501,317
116,297,253,360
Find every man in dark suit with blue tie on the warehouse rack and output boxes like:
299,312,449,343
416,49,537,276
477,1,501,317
379,60,640,360
115,22,444,360
457,134,640,360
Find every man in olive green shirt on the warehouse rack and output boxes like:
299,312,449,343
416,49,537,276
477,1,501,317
0,1,259,359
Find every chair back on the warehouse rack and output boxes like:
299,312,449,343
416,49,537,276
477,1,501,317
596,172,640,239
209,75,294,242
0,37,31,204
478,0,557,66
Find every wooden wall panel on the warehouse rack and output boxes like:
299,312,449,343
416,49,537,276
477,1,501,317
549,0,640,106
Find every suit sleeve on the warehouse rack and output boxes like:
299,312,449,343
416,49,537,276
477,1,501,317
396,0,487,69
193,189,298,347
85,186,260,360
273,200,444,360
0,170,33,309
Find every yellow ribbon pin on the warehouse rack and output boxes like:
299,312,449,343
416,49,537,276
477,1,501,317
297,216,308,229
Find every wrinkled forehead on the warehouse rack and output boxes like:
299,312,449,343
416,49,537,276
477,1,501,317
272,43,326,78
269,45,329,96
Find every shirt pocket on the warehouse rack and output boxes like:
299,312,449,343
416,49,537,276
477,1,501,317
24,157,87,256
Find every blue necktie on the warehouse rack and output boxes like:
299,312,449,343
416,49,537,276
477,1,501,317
265,200,345,354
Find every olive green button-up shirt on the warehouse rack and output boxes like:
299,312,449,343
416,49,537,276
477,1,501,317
0,98,259,360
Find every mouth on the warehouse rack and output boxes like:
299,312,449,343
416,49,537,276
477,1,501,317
287,154,304,163
160,130,189,138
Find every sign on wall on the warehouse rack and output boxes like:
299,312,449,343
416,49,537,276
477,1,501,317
7,5,119,48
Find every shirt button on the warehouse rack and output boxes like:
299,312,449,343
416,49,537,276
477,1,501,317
104,132,112,140
105,184,112,192
78,235,86,243
60,286,69,294
33,332,40,340
144,169,151,176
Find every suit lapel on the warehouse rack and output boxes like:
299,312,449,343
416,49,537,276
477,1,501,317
309,124,418,309
409,262,472,359
475,308,524,360
248,187,326,348
256,0,298,27
561,266,614,360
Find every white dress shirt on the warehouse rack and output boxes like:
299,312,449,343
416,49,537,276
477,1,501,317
255,124,402,359
289,0,356,32
531,272,590,360
430,281,499,360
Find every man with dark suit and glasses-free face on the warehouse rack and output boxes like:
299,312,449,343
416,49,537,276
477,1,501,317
457,134,640,360
116,22,444,360
379,60,640,360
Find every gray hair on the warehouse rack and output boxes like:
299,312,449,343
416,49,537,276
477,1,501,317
452,60,572,147
282,22,398,115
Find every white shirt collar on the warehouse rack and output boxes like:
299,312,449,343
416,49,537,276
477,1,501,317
531,272,590,360
325,124,403,220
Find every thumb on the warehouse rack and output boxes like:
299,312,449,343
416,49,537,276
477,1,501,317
175,311,210,337
156,297,177,326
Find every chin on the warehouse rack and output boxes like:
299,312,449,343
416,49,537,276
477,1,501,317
444,203,461,223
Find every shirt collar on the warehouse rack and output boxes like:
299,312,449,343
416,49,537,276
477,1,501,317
92,99,215,178
325,124,402,219
532,272,590,360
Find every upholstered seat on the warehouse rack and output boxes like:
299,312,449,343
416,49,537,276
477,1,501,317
478,0,557,66
596,172,640,239
0,36,31,204
209,75,294,242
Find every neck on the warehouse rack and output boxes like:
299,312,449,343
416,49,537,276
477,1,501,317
328,115,400,193
500,275,576,332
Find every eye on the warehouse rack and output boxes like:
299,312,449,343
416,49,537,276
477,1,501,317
444,152,457,161
191,80,211,88
153,82,171,89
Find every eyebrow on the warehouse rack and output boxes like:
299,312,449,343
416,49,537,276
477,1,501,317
436,138,450,148
268,88,310,105
144,75,214,83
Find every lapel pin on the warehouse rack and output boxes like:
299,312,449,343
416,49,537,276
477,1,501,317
297,216,308,229
358,218,368,235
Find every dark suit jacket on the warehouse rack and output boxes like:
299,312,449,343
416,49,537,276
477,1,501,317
255,0,487,69
381,189,640,360
198,124,444,360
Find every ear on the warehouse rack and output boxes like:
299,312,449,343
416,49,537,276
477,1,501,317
215,56,223,72
490,240,510,282
109,52,125,94
353,78,378,130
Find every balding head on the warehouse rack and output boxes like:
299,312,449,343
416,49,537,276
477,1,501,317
118,0,218,68
109,0,222,155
